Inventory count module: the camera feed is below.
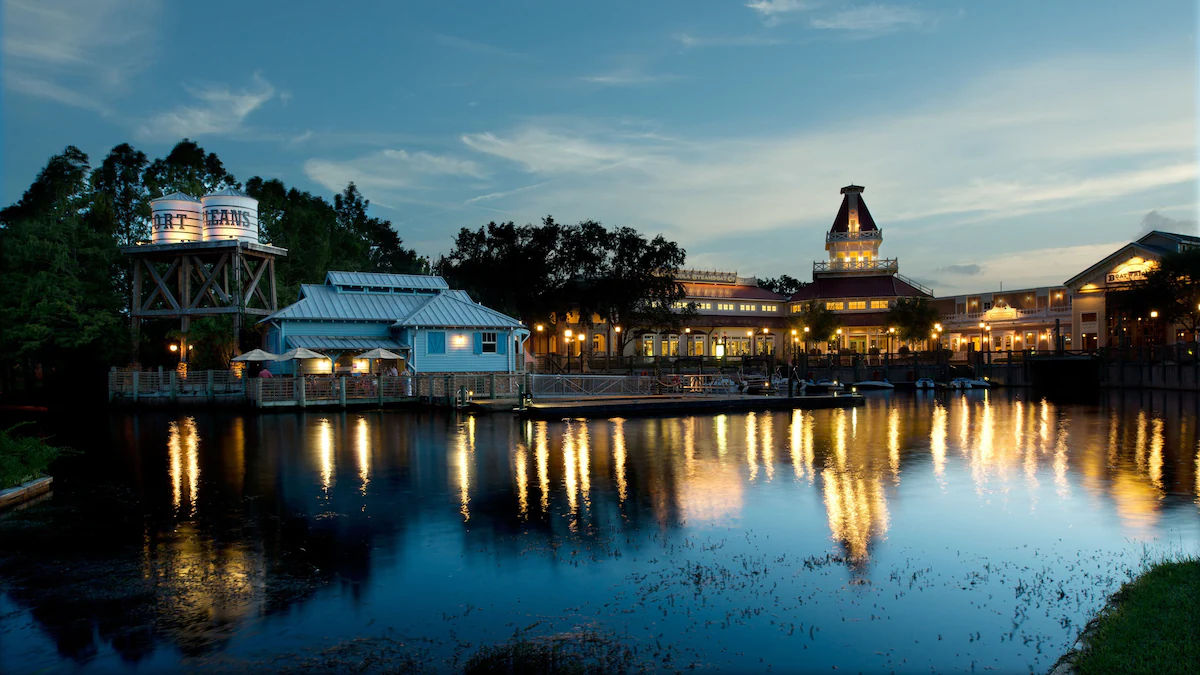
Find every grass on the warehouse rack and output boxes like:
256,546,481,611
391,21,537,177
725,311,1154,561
1074,558,1200,675
0,422,70,490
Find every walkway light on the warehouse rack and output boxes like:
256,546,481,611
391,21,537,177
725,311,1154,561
762,327,768,334
685,327,691,333
804,326,810,333
935,323,942,331
535,324,544,332
169,344,179,352
613,326,621,333
979,321,985,329
565,329,573,338
1150,310,1159,318
791,329,797,335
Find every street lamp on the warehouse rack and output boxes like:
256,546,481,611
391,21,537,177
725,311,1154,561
835,327,842,353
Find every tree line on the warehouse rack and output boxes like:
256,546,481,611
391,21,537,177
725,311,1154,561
0,140,426,397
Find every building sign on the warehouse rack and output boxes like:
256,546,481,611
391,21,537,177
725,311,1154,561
1105,258,1153,285
676,269,738,284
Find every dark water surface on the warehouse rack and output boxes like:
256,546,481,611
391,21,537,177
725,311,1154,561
2,390,1199,673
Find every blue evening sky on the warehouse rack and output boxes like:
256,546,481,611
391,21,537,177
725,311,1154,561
3,0,1197,294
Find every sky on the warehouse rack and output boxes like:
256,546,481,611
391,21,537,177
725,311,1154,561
2,0,1197,295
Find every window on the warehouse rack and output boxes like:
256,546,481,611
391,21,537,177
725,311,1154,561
592,333,606,353
848,301,866,310
717,303,735,311
480,332,498,353
983,302,992,310
739,303,756,311
871,300,890,309
665,334,680,356
826,301,844,311
672,301,690,309
688,334,705,356
754,335,774,355
791,304,803,313
1081,312,1097,322
427,331,446,354
641,335,655,356
762,305,778,312
696,302,712,310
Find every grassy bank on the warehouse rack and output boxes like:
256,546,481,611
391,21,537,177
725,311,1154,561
0,423,68,489
1073,558,1199,675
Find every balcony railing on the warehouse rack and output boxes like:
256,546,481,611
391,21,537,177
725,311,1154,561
825,230,883,243
940,305,1072,324
813,258,898,273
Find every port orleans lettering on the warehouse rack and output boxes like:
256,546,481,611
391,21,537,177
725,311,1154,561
152,210,254,229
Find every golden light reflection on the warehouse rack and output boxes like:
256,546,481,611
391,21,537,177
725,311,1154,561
166,417,200,515
317,418,333,496
515,444,529,519
761,412,775,482
564,422,578,518
887,407,900,483
613,418,627,504
745,412,758,482
684,417,696,478
715,415,728,459
1053,417,1070,498
578,422,591,510
834,409,847,467
1195,441,1199,508
930,404,947,478
356,416,370,496
169,421,183,511
185,420,199,516
536,421,550,512
1148,418,1164,490
822,468,889,562
457,421,471,522
959,394,970,449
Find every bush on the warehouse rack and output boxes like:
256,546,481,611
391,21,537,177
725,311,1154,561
0,423,70,489
898,345,911,355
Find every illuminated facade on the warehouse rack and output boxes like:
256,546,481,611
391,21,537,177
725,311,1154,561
787,185,933,353
1065,231,1200,348
934,285,1073,355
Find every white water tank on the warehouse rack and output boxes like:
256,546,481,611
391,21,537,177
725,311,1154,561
202,187,259,243
149,192,203,244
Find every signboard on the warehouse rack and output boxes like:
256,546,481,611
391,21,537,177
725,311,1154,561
676,269,738,284
1105,270,1147,284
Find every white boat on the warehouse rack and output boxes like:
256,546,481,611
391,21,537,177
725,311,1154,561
807,379,845,393
949,377,973,389
709,376,740,394
853,379,894,390
914,378,936,389
962,378,992,389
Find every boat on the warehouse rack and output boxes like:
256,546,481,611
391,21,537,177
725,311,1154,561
709,375,740,394
961,378,992,389
853,379,894,390
914,378,935,389
806,379,845,394
948,377,973,389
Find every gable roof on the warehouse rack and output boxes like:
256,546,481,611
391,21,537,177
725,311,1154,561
1063,242,1163,290
394,293,524,329
682,282,786,301
261,283,431,321
788,274,931,301
325,271,449,290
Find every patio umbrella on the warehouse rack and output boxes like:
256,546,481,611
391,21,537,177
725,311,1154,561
276,347,330,361
357,347,404,361
232,348,279,362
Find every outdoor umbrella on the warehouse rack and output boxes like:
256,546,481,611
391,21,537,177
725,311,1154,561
357,348,404,361
231,348,279,362
276,347,332,375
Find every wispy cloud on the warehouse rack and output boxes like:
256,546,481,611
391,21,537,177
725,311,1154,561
745,0,819,20
305,148,485,195
810,4,930,35
138,74,276,139
938,264,983,276
675,33,784,48
580,68,686,86
435,35,529,60
3,0,160,112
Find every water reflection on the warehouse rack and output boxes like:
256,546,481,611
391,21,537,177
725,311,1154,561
5,392,1200,671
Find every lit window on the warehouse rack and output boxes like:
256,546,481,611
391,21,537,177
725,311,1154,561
481,332,498,353
666,334,680,356
762,305,778,312
826,301,844,311
791,305,803,313
740,304,756,311
641,334,655,356
871,300,890,309
848,301,866,310
717,303,735,311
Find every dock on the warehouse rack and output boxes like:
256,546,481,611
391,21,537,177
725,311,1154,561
514,393,863,419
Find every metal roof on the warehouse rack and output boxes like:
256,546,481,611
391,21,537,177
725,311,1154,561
151,191,201,202
262,284,431,321
286,336,408,351
395,293,524,329
325,271,450,290
205,187,252,197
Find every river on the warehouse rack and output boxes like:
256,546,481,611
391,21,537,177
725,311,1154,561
2,390,1198,673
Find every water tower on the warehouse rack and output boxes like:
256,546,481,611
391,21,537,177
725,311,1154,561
123,188,287,364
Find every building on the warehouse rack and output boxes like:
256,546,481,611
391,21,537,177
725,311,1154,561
787,185,932,352
1065,231,1200,349
934,286,1073,355
261,272,528,374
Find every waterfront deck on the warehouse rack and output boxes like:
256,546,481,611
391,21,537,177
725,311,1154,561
517,393,862,419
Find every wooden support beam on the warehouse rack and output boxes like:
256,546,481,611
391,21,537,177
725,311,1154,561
242,255,271,309
190,256,230,306
141,258,181,311
188,253,230,308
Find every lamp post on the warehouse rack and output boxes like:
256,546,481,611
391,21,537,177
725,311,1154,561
535,324,544,357
803,326,810,354
578,333,586,371
564,329,573,373
835,327,842,353
887,326,895,357
790,328,798,363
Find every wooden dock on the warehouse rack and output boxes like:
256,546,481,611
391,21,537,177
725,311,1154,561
515,393,863,419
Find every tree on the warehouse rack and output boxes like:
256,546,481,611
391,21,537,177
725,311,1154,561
789,302,842,349
886,297,940,346
90,143,150,247
142,139,237,197
333,183,426,275
595,227,690,354
0,147,124,393
758,274,805,297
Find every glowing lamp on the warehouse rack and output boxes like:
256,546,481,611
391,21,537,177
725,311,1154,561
1150,310,1159,318
536,324,544,332
169,344,179,352
564,329,573,338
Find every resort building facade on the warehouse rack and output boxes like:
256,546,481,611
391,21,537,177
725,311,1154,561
262,272,528,374
933,286,1074,355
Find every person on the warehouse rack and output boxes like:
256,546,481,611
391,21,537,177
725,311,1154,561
259,366,273,378
386,364,399,377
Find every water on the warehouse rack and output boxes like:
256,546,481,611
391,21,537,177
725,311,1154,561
2,390,1198,673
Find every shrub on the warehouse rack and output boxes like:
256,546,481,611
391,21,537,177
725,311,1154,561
0,423,70,489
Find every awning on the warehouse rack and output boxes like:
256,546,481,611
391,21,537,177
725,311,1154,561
285,336,409,351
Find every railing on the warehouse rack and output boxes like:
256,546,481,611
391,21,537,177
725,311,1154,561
940,305,1073,324
529,374,656,397
894,273,934,296
813,259,898,273
825,230,882,243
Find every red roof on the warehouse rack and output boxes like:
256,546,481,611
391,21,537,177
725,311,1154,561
788,274,930,301
829,187,878,233
683,283,786,301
